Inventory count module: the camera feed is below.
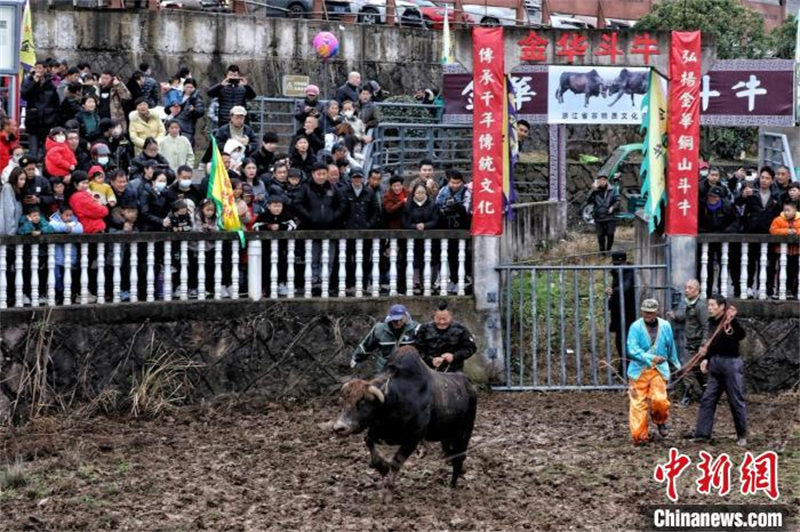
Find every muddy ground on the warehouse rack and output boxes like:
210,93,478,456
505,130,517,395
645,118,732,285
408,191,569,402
1,391,798,531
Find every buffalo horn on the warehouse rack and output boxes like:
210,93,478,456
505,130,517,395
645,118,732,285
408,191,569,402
367,385,385,403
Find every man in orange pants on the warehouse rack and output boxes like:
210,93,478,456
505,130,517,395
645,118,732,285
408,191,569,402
626,299,681,444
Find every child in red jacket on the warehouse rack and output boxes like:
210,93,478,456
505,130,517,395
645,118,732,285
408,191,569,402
44,127,76,181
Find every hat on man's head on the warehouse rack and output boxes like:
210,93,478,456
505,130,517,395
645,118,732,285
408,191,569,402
385,304,409,322
641,299,660,312
19,156,37,167
699,160,710,170
611,251,627,264
350,168,364,179
230,105,247,116
305,84,320,95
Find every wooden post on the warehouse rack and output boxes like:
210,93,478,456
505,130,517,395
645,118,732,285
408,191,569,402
312,0,325,20
515,0,524,26
233,0,247,14
108,0,125,8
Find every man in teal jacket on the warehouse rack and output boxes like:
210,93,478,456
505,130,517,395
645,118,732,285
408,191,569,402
626,298,681,444
350,304,418,372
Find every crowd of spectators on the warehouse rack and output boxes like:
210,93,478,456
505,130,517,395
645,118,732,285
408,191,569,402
0,60,465,242
698,163,799,299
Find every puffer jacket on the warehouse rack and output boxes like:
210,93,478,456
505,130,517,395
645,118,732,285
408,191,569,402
293,180,346,229
44,137,77,178
206,82,256,126
128,111,166,154
403,197,439,230
69,190,108,233
769,211,800,255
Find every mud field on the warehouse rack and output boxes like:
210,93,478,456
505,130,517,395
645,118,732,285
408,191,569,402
2,391,798,531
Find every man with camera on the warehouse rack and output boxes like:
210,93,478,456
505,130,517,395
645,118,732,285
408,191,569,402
207,65,256,127
436,169,472,292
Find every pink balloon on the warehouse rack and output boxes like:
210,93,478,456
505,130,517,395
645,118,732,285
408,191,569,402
313,31,339,59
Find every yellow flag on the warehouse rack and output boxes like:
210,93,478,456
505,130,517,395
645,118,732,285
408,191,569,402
19,0,36,69
207,136,245,246
640,69,668,233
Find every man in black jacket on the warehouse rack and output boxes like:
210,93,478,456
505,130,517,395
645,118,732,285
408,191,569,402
736,166,782,297
206,65,256,127
173,78,205,147
584,173,620,254
335,71,361,104
21,61,60,159
342,170,378,290
295,163,346,290
699,186,739,296
415,302,477,373
20,156,55,214
606,251,636,374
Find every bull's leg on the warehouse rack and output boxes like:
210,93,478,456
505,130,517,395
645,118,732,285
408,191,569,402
630,93,636,105
380,441,418,503
442,439,468,488
555,88,563,104
366,436,391,476
585,93,590,107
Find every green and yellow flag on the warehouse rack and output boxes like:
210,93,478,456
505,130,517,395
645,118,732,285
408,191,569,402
19,0,35,69
207,136,245,246
640,69,668,234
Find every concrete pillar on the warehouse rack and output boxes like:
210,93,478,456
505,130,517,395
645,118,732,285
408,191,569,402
667,235,696,304
471,236,504,380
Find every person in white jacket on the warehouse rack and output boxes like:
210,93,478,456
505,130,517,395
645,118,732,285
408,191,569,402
158,120,195,171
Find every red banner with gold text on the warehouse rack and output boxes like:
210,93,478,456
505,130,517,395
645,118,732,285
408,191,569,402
666,31,701,235
471,27,505,236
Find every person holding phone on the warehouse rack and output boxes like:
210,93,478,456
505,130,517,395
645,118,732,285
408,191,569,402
207,65,256,127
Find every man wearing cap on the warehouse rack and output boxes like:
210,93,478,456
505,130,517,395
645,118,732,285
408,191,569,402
626,298,681,444
584,173,620,254
128,98,166,155
415,302,477,373
294,84,324,127
212,106,259,157
207,65,256,127
350,304,418,371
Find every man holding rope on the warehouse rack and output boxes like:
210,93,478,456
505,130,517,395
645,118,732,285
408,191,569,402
691,295,748,446
626,299,681,445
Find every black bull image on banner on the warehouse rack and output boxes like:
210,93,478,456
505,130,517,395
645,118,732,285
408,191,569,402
332,346,478,501
555,68,648,107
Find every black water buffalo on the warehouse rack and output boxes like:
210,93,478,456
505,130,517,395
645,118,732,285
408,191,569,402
555,69,607,107
608,68,648,106
333,346,477,500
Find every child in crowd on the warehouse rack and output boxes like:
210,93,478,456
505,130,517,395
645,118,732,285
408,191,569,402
169,199,194,232
49,204,83,294
108,198,139,233
44,127,76,180
88,165,117,207
254,197,295,296
193,198,218,232
18,206,55,235
51,178,67,215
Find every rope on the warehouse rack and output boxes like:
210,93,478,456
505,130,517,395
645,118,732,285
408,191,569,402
669,305,737,389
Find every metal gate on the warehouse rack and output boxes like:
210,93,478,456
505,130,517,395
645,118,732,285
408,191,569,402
494,263,672,391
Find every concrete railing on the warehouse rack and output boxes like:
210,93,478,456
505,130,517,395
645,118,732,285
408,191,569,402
697,234,800,301
0,230,472,309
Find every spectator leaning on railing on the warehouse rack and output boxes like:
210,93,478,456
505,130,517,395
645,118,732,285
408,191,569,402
769,198,800,299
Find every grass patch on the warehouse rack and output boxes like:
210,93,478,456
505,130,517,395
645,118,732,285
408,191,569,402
0,460,28,491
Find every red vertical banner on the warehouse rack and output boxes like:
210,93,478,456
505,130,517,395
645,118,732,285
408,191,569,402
471,28,505,236
666,31,701,235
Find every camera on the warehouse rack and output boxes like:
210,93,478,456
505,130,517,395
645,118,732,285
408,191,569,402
229,78,240,87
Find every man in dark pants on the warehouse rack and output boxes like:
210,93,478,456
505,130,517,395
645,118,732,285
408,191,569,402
584,173,620,254
414,302,477,373
606,251,636,375
693,294,747,446
666,279,707,406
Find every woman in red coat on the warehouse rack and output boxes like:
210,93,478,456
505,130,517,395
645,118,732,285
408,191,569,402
68,171,108,233
44,127,77,181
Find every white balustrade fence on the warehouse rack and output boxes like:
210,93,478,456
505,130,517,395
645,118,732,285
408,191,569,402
697,235,800,301
0,231,472,309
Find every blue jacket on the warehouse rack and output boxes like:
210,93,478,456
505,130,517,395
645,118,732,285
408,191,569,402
626,318,680,381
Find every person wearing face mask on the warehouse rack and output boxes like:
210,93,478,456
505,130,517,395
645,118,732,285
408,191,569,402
68,171,109,234
1,146,24,185
583,172,620,254
140,171,172,231
166,165,201,213
90,142,113,172
44,127,77,181
625,299,680,445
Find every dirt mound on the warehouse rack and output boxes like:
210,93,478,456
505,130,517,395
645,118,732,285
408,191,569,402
1,391,797,531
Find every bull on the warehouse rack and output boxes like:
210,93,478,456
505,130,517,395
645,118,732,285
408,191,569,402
608,68,648,106
555,69,607,107
333,346,477,500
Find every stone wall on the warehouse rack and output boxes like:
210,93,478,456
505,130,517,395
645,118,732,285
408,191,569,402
0,298,498,423
32,6,443,99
